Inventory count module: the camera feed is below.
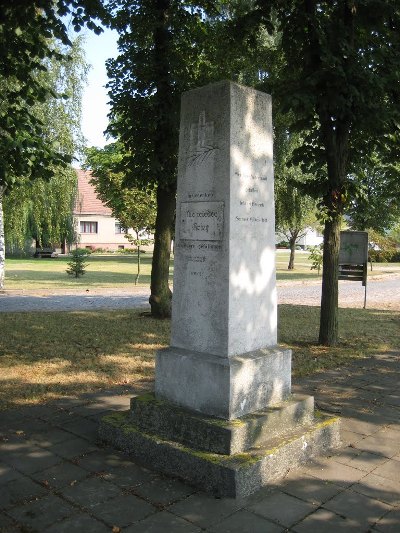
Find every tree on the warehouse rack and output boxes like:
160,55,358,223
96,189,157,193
252,1,400,345
0,187,4,289
346,154,400,233
0,0,104,287
3,37,87,255
84,143,157,285
368,229,398,265
66,248,90,278
274,114,319,269
0,1,104,188
105,0,268,317
388,222,400,245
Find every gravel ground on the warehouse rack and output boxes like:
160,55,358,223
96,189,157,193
278,274,400,311
0,274,399,313
0,288,150,313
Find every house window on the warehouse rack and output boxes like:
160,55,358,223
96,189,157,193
115,222,126,234
80,221,98,234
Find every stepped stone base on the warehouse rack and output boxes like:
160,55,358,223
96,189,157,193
99,394,341,498
155,347,292,419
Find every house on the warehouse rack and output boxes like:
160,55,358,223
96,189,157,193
275,227,323,249
73,169,131,251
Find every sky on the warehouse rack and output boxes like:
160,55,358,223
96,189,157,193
81,26,119,148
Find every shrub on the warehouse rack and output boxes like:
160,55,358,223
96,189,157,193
66,248,90,278
277,240,289,248
308,244,323,275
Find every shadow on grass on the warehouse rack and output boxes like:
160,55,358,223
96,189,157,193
276,271,320,281
279,305,400,377
0,310,170,409
1,304,398,409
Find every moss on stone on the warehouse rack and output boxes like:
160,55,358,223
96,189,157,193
133,392,245,430
134,392,163,406
314,413,340,427
100,406,340,477
102,411,130,427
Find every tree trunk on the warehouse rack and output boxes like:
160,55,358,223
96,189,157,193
149,0,177,318
288,230,299,270
317,118,348,345
135,230,140,285
318,214,341,345
149,184,176,318
0,186,5,290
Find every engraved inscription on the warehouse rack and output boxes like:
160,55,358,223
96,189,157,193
187,111,218,167
180,201,224,241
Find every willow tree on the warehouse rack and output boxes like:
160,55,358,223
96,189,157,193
274,114,319,270
345,154,400,234
0,0,103,287
3,37,88,256
252,1,400,345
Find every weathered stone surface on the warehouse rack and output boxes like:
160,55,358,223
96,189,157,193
99,81,342,498
170,81,276,361
130,393,314,455
155,346,292,419
99,411,341,498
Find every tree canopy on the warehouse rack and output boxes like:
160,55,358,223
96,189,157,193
345,154,400,233
3,36,88,252
84,143,157,236
0,0,104,188
251,0,400,344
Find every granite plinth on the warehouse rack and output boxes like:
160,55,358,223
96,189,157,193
171,81,277,358
155,346,292,419
99,409,341,498
129,393,314,455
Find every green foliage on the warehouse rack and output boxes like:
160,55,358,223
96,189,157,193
308,245,323,276
346,154,400,233
66,248,90,278
84,143,157,235
105,1,274,190
103,1,270,316
3,36,87,250
368,230,398,264
274,112,320,269
249,0,400,344
84,142,157,286
4,166,78,250
0,0,104,189
388,223,400,245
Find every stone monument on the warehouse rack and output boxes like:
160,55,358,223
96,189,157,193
100,81,340,497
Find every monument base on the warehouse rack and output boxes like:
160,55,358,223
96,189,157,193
155,346,292,419
99,394,341,498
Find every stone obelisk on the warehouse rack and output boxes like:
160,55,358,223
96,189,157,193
100,81,341,498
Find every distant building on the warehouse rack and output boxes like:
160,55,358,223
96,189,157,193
296,228,323,248
73,169,131,251
275,227,323,249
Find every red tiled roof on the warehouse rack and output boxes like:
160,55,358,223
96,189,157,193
74,169,112,216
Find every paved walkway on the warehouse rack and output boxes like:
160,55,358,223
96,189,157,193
1,352,399,532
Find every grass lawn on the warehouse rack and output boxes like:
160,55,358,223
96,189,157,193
4,254,161,290
4,251,399,290
0,305,398,410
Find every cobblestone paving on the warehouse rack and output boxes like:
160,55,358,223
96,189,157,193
1,278,399,531
1,353,400,532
